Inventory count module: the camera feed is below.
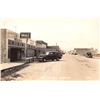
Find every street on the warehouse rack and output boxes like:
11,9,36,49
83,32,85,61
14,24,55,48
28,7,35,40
2,53,99,80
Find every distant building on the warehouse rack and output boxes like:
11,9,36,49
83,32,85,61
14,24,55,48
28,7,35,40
35,40,47,48
74,48,96,56
34,40,48,56
46,46,60,52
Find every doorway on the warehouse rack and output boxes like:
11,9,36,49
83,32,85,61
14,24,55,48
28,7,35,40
9,48,22,62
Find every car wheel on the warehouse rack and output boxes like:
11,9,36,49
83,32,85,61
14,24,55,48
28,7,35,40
43,58,46,62
56,58,59,61
52,59,54,61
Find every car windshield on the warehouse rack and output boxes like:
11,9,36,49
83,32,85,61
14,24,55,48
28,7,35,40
39,54,46,56
45,51,56,55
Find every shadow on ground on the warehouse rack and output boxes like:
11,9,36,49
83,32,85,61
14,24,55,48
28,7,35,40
1,73,23,81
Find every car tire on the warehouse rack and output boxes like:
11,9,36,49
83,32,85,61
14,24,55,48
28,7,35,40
56,58,59,61
43,58,46,62
52,59,54,61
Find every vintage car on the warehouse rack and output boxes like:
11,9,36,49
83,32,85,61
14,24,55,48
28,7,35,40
37,51,62,62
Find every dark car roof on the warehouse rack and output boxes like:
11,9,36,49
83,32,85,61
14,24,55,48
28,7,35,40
47,51,60,53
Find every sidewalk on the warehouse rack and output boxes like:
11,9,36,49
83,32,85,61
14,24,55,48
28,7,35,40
1,62,28,78
0,62,25,71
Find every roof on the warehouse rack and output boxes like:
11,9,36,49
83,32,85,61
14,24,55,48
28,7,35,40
36,40,47,45
47,46,59,49
74,48,93,50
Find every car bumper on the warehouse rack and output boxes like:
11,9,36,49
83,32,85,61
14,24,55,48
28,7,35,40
37,57,43,61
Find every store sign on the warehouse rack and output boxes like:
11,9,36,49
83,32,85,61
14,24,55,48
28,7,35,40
20,32,31,38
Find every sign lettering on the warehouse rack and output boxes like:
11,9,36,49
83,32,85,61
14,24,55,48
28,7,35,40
20,32,31,38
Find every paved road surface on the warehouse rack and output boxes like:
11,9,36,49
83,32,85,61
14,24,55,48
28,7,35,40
2,54,99,80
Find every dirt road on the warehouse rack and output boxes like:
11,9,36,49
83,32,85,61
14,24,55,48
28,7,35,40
3,54,99,80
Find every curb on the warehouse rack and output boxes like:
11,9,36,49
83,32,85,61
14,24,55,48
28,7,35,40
1,63,29,78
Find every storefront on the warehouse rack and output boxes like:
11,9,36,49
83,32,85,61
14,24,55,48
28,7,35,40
8,39,25,62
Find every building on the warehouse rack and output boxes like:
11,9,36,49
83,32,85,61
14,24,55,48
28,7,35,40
0,29,48,63
34,40,48,56
0,29,36,63
0,29,25,63
0,28,59,63
46,46,60,52
21,39,35,57
74,48,96,56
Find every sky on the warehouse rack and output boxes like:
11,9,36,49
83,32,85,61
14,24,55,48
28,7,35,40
0,0,100,51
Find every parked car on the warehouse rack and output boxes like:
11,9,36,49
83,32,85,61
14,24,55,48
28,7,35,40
86,52,93,58
37,51,62,62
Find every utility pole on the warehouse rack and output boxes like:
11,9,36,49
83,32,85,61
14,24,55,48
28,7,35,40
56,43,57,46
25,38,28,62
56,43,57,51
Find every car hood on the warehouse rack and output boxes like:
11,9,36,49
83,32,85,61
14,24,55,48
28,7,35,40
38,54,47,57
